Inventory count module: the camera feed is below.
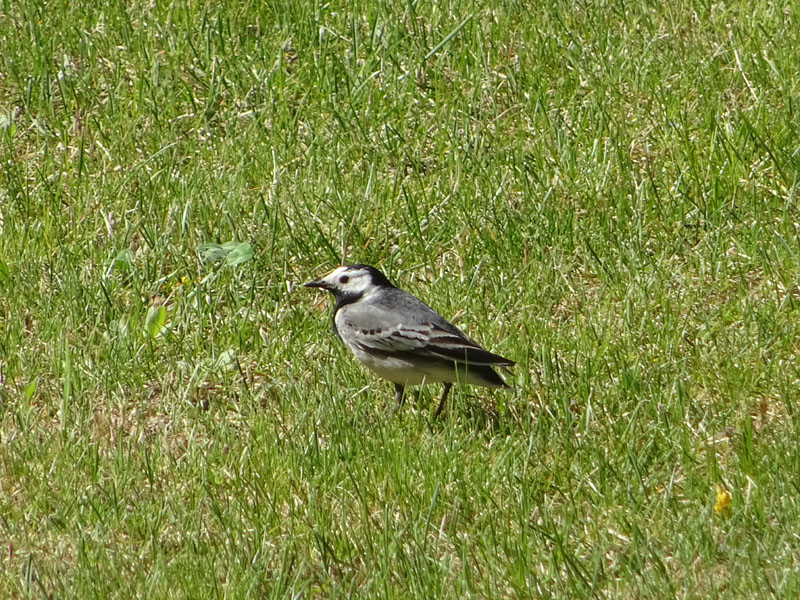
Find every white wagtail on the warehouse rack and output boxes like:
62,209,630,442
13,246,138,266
304,264,514,416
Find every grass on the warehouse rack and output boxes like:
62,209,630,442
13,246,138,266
1,0,799,597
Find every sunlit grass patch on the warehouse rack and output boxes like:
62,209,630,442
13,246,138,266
2,0,800,597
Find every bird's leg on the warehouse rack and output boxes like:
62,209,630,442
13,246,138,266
434,383,452,418
395,383,406,407
389,383,406,417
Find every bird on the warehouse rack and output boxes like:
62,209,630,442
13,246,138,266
304,264,514,416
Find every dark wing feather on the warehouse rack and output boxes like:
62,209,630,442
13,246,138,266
422,323,515,365
347,319,513,367
353,326,429,353
340,288,514,366
424,343,515,366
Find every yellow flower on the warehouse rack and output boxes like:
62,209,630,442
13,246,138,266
714,485,732,517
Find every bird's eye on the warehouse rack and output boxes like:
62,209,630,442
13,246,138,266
339,275,350,284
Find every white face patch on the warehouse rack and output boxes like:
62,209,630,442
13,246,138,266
322,266,375,295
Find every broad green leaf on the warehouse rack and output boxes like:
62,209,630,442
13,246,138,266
225,242,253,266
213,349,236,370
144,305,167,339
25,378,39,401
197,241,253,266
196,243,227,262
112,249,134,271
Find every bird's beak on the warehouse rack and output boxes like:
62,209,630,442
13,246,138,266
303,280,330,290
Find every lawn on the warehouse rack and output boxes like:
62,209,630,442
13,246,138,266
1,0,799,597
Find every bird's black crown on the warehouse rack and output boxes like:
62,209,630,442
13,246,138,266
346,264,395,288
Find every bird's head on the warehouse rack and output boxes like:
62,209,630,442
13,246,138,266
304,264,394,300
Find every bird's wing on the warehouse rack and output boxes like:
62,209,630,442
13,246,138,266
419,322,515,366
345,320,432,353
340,301,514,366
